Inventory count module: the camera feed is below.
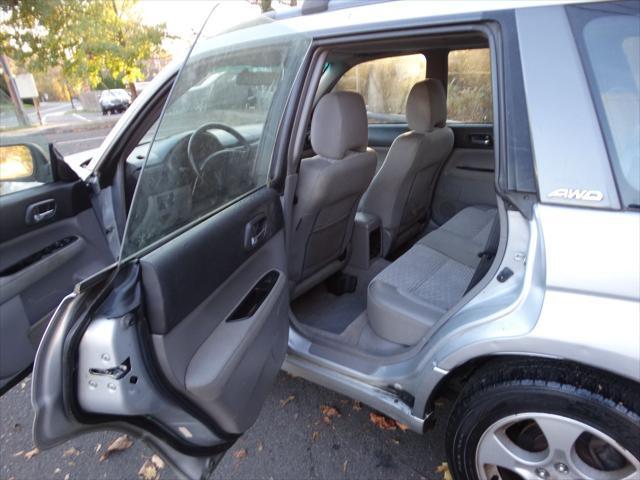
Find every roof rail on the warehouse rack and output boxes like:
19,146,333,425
302,0,330,15
268,0,390,20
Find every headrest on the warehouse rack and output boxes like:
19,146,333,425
311,91,368,159
406,79,447,133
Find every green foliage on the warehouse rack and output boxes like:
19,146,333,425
0,0,167,93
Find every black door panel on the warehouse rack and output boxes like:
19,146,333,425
0,181,91,244
140,187,283,335
0,181,112,391
141,187,289,434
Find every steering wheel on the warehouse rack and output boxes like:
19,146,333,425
186,122,250,192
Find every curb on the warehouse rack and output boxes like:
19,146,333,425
1,118,119,137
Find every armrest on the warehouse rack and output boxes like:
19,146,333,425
349,212,382,269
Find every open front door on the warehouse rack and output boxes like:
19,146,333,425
0,138,113,392
32,16,310,479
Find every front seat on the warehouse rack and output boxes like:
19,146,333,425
359,79,454,257
289,91,377,298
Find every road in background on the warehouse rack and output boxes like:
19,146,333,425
1,113,120,156
1,101,123,131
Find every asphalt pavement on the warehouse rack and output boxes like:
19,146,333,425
0,123,450,480
1,373,450,480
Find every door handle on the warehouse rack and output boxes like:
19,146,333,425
469,134,492,146
244,214,268,251
25,199,57,225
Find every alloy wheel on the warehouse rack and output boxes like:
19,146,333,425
475,412,640,480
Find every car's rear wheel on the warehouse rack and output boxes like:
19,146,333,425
446,359,640,480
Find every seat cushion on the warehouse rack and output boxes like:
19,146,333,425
367,206,497,345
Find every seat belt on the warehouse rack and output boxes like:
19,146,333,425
465,214,500,294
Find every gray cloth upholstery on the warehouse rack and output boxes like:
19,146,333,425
367,206,497,345
311,91,368,159
406,79,447,133
290,91,377,297
359,79,454,256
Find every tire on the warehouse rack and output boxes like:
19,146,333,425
446,358,640,480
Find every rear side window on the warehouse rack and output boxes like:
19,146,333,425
334,54,426,124
447,48,492,124
567,2,640,208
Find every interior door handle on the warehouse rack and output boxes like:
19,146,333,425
469,134,493,146
25,199,57,225
244,214,268,251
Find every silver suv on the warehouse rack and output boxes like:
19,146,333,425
0,1,638,479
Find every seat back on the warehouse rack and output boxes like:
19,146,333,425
359,79,454,256
289,91,376,297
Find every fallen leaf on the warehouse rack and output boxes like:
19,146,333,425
436,462,453,480
95,443,101,453
54,468,61,474
20,382,27,390
151,454,165,470
369,412,397,430
320,405,341,424
99,435,133,462
352,401,362,411
257,441,263,452
12,450,24,457
342,460,348,473
311,431,319,442
64,475,70,480
138,459,158,480
24,447,40,459
280,395,295,407
67,461,76,467
233,448,247,460
396,422,410,431
63,447,80,458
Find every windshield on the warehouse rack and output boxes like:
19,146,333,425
119,15,310,259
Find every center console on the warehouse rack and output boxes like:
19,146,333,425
349,212,382,269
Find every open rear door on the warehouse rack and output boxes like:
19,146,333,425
32,14,310,479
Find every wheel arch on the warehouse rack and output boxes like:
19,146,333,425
423,353,640,426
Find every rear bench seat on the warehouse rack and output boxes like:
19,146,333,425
367,206,497,345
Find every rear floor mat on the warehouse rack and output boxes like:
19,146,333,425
291,284,365,334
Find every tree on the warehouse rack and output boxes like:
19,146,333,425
260,0,273,13
0,0,167,100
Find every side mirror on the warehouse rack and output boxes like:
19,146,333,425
0,145,35,181
0,143,50,183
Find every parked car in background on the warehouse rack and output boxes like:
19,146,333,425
0,1,638,480
99,88,131,115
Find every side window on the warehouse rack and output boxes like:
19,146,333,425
334,54,426,124
447,48,492,123
567,2,640,209
0,91,54,196
120,24,310,258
